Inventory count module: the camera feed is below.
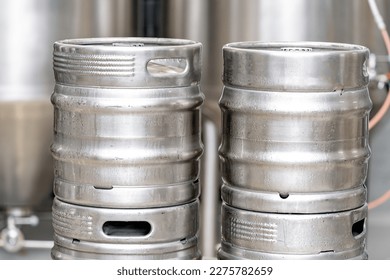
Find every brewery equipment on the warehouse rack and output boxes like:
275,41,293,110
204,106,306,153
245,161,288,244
51,37,203,259
218,41,371,259
165,0,390,259
0,0,133,255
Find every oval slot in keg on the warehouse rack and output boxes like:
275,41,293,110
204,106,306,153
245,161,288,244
352,219,365,238
93,185,113,190
103,221,151,237
147,58,188,76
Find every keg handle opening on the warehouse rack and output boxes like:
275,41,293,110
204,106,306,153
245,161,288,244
102,221,152,237
147,58,188,76
352,218,365,238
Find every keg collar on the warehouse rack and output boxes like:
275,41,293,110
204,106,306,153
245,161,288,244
53,37,202,88
223,41,370,91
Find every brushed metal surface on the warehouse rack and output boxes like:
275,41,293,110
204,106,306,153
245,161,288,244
221,184,367,214
165,0,390,259
219,203,367,259
218,243,367,260
165,0,388,103
0,100,53,207
51,198,200,260
51,37,203,260
51,37,204,208
219,42,371,203
52,235,200,260
218,42,370,260
223,42,369,91
54,180,200,209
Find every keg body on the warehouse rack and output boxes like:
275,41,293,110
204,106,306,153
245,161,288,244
51,84,202,208
219,42,371,210
52,37,203,209
51,37,203,259
219,42,371,259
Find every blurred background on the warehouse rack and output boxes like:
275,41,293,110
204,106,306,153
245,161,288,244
0,0,389,259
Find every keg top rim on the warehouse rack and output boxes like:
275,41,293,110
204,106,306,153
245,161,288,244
223,41,369,54
222,41,369,90
54,37,202,51
53,37,202,88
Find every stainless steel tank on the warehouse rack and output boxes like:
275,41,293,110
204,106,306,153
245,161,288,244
51,37,203,259
0,101,52,207
166,0,387,103
218,41,371,259
0,0,134,255
0,0,134,209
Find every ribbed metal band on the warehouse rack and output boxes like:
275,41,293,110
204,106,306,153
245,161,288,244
221,203,367,256
52,198,199,243
54,179,200,208
221,184,367,214
54,37,202,88
52,235,201,260
218,242,367,260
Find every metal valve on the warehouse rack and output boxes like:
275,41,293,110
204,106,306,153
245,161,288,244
0,208,39,253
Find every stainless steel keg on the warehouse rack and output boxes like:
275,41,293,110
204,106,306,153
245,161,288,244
219,42,371,212
51,37,203,259
219,42,371,259
51,37,203,209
